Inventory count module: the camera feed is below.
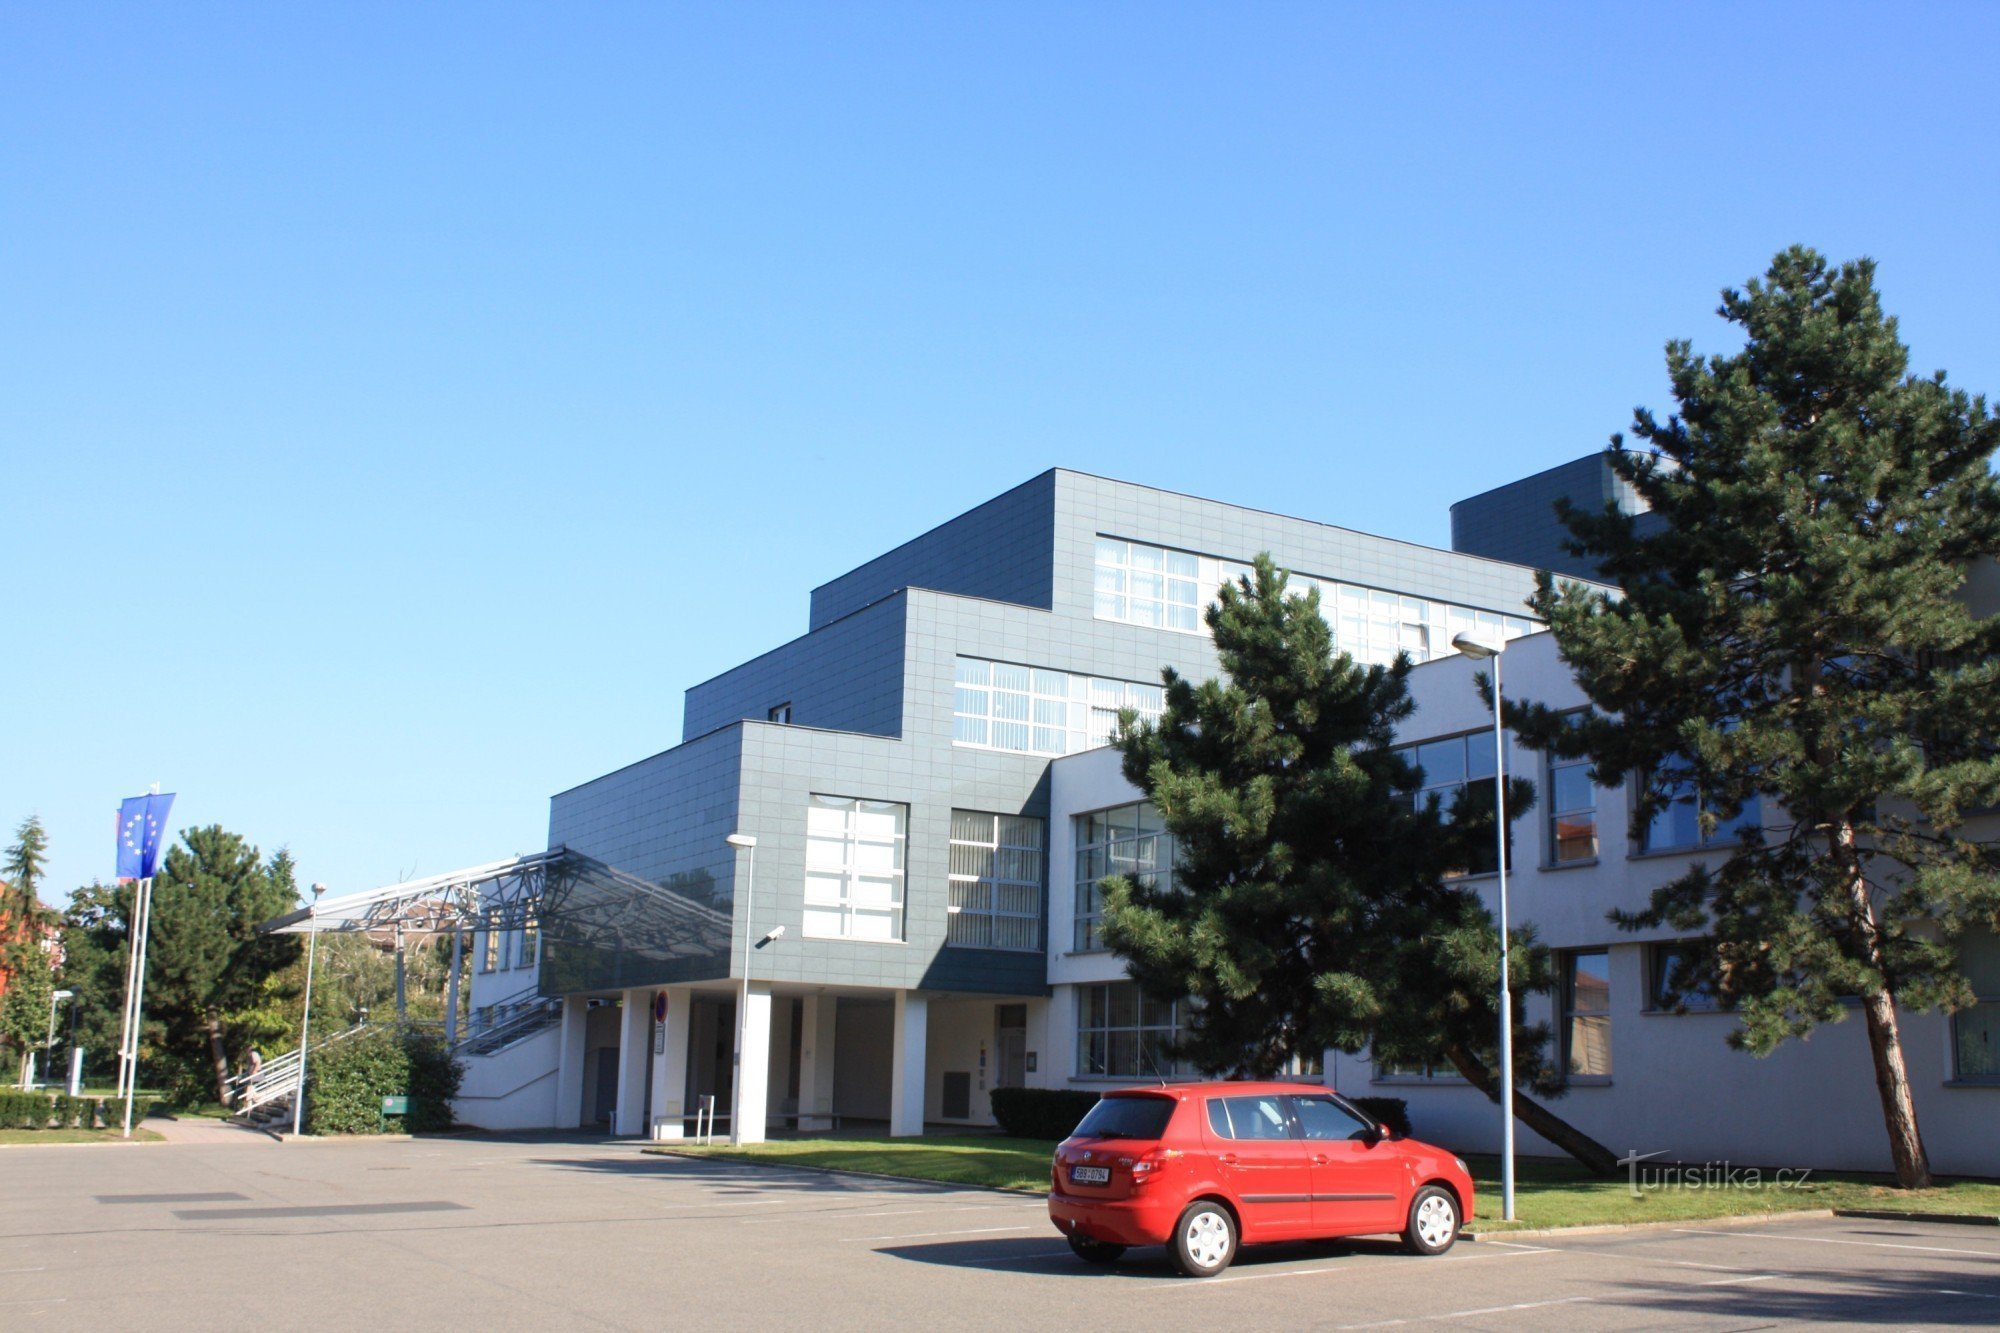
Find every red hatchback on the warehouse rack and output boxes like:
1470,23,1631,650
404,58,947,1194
1047,1082,1475,1277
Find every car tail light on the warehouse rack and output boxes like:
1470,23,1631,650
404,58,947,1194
1123,1147,1181,1188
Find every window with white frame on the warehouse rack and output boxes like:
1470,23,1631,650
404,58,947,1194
1096,538,1540,665
481,909,500,972
804,794,907,941
1563,950,1613,1077
1073,802,1174,951
1094,538,1203,631
952,657,1164,756
1547,732,1598,864
1398,731,1509,875
516,896,540,971
1953,930,2000,1083
947,811,1044,951
1076,981,1188,1078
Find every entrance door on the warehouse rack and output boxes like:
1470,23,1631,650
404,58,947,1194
1204,1092,1313,1239
594,1050,619,1132
995,1004,1027,1089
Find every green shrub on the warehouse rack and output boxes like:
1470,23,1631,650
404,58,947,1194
0,1090,50,1129
990,1087,1100,1141
305,1029,463,1135
1349,1096,1412,1138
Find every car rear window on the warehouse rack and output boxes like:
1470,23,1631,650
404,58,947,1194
1072,1095,1176,1141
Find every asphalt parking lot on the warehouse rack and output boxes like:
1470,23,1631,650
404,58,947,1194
4,1133,1997,1330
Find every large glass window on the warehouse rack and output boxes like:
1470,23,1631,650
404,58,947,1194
1077,982,1188,1079
1095,538,1203,631
952,657,1163,756
1547,739,1598,864
947,811,1045,951
803,795,907,941
481,908,501,973
1398,732,1507,875
1097,537,1539,663
1638,764,1762,853
1563,950,1613,1078
1953,931,2000,1083
1073,802,1175,951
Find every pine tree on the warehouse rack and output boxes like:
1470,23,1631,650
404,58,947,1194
3,815,50,927
1511,246,2000,1188
145,827,303,1105
1105,555,1618,1173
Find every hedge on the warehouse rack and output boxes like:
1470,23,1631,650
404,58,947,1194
0,1090,158,1130
990,1087,1100,1140
305,1028,462,1135
1349,1095,1412,1138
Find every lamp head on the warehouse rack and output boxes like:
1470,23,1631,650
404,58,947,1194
1451,631,1504,660
725,833,757,850
310,881,328,898
52,990,73,1000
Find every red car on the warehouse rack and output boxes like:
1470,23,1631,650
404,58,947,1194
1047,1082,1475,1277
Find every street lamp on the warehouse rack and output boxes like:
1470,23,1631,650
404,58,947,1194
46,989,74,1053
1452,629,1516,1223
292,881,327,1137
725,833,757,1146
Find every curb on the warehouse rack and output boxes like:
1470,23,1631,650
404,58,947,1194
1832,1208,2000,1227
641,1146,1048,1198
1466,1208,1837,1241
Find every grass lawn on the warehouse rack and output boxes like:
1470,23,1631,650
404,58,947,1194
0,1127,165,1145
657,1135,2000,1231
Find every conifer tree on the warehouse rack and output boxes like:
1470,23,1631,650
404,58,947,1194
1105,556,1618,1172
1511,247,2000,1188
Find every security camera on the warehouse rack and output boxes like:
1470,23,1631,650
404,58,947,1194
759,925,787,944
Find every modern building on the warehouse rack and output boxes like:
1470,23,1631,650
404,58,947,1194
444,460,1998,1178
450,466,1584,1138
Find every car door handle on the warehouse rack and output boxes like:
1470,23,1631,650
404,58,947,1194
1219,1153,1238,1164
1310,1155,1329,1165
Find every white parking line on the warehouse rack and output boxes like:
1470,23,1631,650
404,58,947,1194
1337,1293,1597,1327
1673,1227,2000,1259
1171,1245,1561,1289
1698,1273,1779,1287
746,1202,1043,1224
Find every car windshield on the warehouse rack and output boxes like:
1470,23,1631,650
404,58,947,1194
1071,1095,1175,1141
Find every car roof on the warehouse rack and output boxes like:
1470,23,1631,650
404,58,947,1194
1103,1080,1341,1099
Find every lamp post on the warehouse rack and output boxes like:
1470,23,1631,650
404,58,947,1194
292,882,327,1137
724,833,757,1146
1451,630,1516,1223
46,990,74,1059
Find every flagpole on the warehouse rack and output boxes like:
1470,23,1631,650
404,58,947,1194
115,878,144,1101
121,875,154,1138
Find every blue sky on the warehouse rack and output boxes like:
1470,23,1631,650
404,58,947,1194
5,3,1997,906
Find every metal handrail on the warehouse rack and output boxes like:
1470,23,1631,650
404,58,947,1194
228,1022,371,1113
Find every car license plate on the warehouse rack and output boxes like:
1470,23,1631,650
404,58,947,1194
1070,1165,1110,1185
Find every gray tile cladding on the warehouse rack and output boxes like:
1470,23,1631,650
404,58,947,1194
548,464,1589,997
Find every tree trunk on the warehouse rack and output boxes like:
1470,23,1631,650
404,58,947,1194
1443,1041,1621,1177
205,1015,233,1108
1833,821,1934,1189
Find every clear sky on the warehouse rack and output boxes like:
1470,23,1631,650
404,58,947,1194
5,3,1997,908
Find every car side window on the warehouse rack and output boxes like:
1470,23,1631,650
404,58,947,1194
1212,1095,1292,1141
1292,1095,1376,1142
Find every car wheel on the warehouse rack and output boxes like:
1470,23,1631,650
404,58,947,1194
1403,1185,1460,1256
1171,1200,1238,1277
1067,1233,1126,1265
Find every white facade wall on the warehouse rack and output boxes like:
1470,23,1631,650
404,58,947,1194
1039,630,2000,1177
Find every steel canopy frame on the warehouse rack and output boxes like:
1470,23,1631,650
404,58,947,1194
256,846,734,972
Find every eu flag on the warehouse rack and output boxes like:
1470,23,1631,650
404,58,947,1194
115,793,176,882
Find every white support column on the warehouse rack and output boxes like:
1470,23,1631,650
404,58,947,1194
650,986,692,1139
554,996,588,1130
735,982,773,1144
890,991,928,1138
798,994,838,1131
616,988,651,1137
